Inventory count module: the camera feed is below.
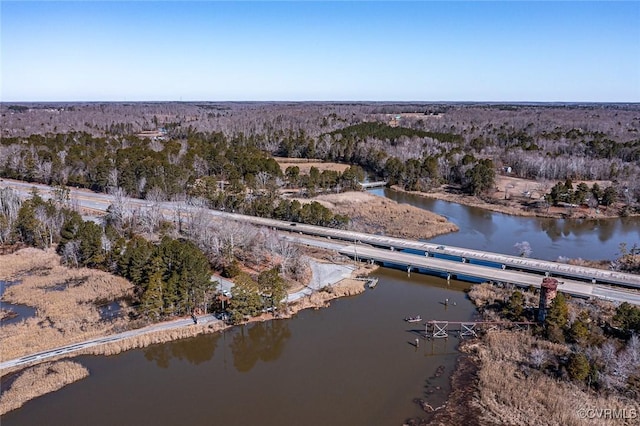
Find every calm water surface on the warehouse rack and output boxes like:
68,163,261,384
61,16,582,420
0,280,36,326
2,270,475,426
5,191,638,425
373,188,640,261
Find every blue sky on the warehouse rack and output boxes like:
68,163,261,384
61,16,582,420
2,1,639,102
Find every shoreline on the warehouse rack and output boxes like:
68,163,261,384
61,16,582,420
405,339,482,426
391,185,639,220
0,259,378,415
304,191,459,240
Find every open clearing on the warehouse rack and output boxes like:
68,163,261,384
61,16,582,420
398,175,623,219
274,157,351,174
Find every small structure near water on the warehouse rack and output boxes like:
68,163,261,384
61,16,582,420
537,277,559,322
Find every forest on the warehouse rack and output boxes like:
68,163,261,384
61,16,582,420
2,102,639,206
0,186,307,323
1,102,640,323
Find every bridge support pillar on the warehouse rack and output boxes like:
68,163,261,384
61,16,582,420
460,323,477,338
429,321,449,338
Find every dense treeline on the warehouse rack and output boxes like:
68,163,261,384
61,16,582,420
328,122,464,144
2,102,639,204
0,189,213,318
0,130,354,226
0,187,302,322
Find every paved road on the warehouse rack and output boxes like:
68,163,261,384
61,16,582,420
3,178,639,288
0,314,219,371
287,260,355,302
339,245,640,305
210,260,355,303
3,178,640,304
2,179,640,371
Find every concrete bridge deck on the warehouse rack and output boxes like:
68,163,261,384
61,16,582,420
359,181,388,189
338,245,640,305
4,179,639,290
234,216,640,289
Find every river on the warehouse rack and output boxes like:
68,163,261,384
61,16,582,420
2,270,474,425
371,188,640,262
3,189,638,425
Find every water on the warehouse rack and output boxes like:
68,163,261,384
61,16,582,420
0,280,37,326
5,190,638,424
372,188,640,262
1,270,475,426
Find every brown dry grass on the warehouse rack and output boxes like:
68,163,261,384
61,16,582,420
0,256,377,414
0,360,89,415
469,331,640,426
274,157,351,174
283,264,376,315
494,176,612,202
288,279,367,312
0,248,134,360
80,321,226,357
301,191,458,240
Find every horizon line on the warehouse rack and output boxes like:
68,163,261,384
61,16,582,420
2,100,639,105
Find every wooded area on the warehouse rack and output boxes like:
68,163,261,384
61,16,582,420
2,102,639,205
1,102,639,322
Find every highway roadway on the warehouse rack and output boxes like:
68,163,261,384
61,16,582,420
2,178,640,371
337,245,640,305
3,178,640,301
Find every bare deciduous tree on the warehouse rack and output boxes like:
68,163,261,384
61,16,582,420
514,241,533,258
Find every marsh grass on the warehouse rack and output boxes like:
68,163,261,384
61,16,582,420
302,191,458,240
1,248,134,360
471,330,640,425
0,360,89,415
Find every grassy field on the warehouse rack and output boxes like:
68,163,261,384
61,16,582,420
444,283,640,426
274,157,351,174
471,330,639,426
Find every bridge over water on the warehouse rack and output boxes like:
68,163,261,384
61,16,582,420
4,179,640,296
337,244,640,305
359,181,388,189
231,215,640,289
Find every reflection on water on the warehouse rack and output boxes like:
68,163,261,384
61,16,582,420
144,332,220,368
2,270,476,426
379,189,640,261
230,320,291,372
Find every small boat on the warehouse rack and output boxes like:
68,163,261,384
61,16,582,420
405,315,422,323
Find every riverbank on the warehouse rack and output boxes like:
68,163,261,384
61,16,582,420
392,180,637,220
0,361,89,415
301,191,459,239
405,341,483,426
420,283,640,426
0,249,377,415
